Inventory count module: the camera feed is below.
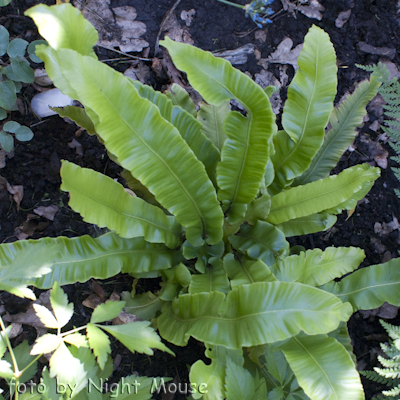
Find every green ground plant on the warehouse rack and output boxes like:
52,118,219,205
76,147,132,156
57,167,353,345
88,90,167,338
358,62,400,198
0,24,43,153
360,320,400,399
0,3,399,399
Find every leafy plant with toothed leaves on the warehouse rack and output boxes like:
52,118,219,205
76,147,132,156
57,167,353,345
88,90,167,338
0,3,397,399
0,282,171,400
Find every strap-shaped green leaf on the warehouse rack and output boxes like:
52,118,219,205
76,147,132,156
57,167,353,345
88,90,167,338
223,254,277,288
165,83,197,117
321,258,400,311
198,101,230,151
35,46,223,246
276,212,337,237
131,80,220,184
161,37,275,223
122,291,163,321
294,77,381,185
270,247,365,287
276,333,364,400
52,105,96,135
61,161,182,249
267,164,380,225
16,232,180,289
271,26,337,191
228,220,289,266
158,282,352,348
25,3,98,57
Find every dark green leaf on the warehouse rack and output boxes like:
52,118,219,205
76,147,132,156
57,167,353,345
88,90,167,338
15,125,34,141
3,120,20,133
7,38,29,58
11,57,34,83
0,108,6,120
0,80,16,110
0,131,14,152
28,40,47,63
0,26,9,56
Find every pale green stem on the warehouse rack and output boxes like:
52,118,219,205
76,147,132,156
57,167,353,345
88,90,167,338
216,0,245,9
60,325,87,338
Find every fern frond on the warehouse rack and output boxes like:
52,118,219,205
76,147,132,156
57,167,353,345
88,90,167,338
381,321,400,340
361,369,394,385
383,385,400,397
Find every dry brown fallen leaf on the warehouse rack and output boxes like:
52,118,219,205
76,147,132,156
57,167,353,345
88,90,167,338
68,138,84,156
14,213,50,240
335,9,351,28
6,182,23,211
259,37,303,70
34,205,59,221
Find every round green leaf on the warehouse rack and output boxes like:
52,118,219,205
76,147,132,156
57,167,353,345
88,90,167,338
0,131,14,152
0,26,9,56
0,108,6,121
11,57,34,83
0,0,12,6
7,38,28,58
28,40,47,63
0,80,16,110
4,65,18,81
15,125,34,141
3,120,20,133
14,81,22,93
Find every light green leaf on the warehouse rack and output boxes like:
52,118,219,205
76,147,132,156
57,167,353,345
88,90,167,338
276,212,337,237
267,164,380,225
225,357,267,400
321,258,400,311
36,46,223,247
271,26,337,191
61,161,182,248
276,333,364,400
52,105,96,134
294,77,381,185
190,345,244,400
228,220,289,266
7,38,29,58
244,194,271,225
328,322,357,364
198,101,230,151
3,121,20,133
158,282,352,348
0,131,14,152
87,323,110,370
10,56,34,83
99,321,174,356
131,79,220,187
269,247,365,287
31,333,62,355
223,254,276,288
15,125,34,142
25,3,98,56
165,83,197,116
0,360,14,379
33,304,58,329
51,281,73,328
20,232,180,289
90,301,125,324
162,37,276,223
189,258,230,294
49,341,86,386
0,26,9,56
122,291,162,321
63,332,88,348
0,80,16,111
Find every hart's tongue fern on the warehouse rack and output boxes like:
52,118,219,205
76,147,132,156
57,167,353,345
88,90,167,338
358,62,400,198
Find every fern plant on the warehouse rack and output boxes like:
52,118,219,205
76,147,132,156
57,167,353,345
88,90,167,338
0,3,398,399
358,62,400,198
360,320,400,399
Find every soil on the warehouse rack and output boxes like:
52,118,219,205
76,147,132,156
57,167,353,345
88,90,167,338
0,0,400,399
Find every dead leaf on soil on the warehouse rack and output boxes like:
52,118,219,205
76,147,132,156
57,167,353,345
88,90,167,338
259,37,303,70
164,12,194,46
280,0,324,21
335,10,351,28
374,216,399,236
180,9,195,27
14,214,50,240
254,70,282,114
33,205,59,221
358,42,396,60
6,182,23,211
68,138,84,156
123,61,150,83
214,44,255,65
371,237,387,254
82,293,103,310
112,311,140,325
74,0,149,53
